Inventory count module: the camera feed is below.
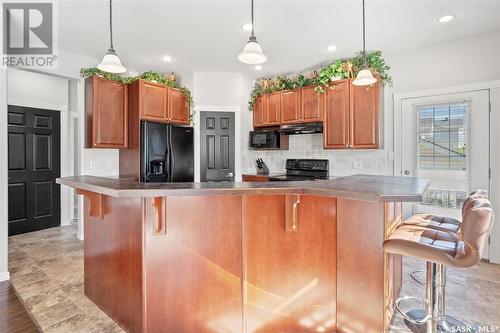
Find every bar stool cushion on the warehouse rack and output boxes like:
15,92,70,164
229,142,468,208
384,198,493,268
401,190,488,234
402,214,461,233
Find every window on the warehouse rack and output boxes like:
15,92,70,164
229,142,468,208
417,103,468,171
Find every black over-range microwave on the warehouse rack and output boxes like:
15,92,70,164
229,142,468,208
249,130,280,149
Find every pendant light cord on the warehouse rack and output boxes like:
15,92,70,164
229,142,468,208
109,0,114,50
251,0,255,37
362,0,366,63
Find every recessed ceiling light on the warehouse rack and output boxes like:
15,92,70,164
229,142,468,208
437,15,455,23
162,55,173,62
254,65,263,71
326,45,337,53
241,23,253,31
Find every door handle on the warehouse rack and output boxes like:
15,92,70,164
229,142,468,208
404,170,411,175
225,172,234,178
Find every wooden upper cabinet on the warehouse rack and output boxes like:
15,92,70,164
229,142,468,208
280,89,301,124
266,92,281,126
253,95,267,128
139,80,167,121
323,80,350,149
85,76,128,149
349,76,380,148
167,88,190,125
301,85,323,123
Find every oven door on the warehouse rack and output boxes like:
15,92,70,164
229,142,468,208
249,131,278,148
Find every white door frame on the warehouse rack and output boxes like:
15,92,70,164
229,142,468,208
194,105,241,182
394,80,500,264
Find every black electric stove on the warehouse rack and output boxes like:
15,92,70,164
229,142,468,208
268,159,329,181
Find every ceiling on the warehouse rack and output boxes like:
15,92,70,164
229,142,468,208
58,1,500,79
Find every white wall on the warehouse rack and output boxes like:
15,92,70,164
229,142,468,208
193,71,245,181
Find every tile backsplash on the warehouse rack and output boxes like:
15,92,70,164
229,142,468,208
242,133,390,177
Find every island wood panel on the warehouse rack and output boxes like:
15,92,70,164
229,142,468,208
336,198,385,333
83,196,143,333
242,174,270,182
384,202,403,330
144,195,243,333
243,195,337,333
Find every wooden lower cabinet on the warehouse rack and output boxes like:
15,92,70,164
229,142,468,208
243,195,337,333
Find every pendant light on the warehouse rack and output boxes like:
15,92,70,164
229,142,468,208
97,0,126,73
353,0,377,86
238,0,267,65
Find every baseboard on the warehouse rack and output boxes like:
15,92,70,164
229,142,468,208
0,271,10,282
77,231,84,241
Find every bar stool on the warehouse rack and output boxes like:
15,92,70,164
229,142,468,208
402,190,489,285
383,197,494,333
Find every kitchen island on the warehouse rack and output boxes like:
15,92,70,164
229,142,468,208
57,174,429,333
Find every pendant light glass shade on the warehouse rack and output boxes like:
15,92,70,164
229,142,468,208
239,0,267,65
353,68,377,86
353,0,376,86
238,37,267,65
97,49,126,73
98,0,126,74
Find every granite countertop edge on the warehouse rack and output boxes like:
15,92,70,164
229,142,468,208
57,174,430,202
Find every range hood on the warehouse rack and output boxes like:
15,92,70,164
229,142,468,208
279,122,323,135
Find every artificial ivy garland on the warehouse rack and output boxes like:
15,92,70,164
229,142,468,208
248,50,392,111
80,68,194,109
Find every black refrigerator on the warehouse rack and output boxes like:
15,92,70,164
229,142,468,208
140,121,194,183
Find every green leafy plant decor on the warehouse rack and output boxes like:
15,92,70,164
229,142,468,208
248,50,392,111
81,68,195,125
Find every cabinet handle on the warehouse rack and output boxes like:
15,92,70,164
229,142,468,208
285,194,301,232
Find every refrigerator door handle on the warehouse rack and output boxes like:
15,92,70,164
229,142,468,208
168,127,174,182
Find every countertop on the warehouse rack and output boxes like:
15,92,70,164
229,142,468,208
57,174,429,202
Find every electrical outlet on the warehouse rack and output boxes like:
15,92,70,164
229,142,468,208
353,160,363,170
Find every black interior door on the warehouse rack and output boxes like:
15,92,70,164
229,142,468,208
8,105,61,236
200,112,235,182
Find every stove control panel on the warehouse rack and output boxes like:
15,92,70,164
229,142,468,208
285,159,329,171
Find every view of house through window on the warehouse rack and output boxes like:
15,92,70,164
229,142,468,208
417,102,469,209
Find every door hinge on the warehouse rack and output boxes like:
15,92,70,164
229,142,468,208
489,168,492,178
488,235,491,245
489,100,492,113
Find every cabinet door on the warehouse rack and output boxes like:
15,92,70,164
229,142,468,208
168,88,190,124
140,80,167,121
266,92,281,126
280,90,301,124
349,77,380,148
323,80,350,149
244,195,337,333
88,76,128,148
253,95,267,128
301,85,323,123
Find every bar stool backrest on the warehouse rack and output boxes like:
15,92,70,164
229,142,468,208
459,198,494,266
461,190,489,217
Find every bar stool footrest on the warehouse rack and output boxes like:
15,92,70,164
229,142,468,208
395,296,430,325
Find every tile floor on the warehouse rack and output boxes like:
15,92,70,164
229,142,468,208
8,225,500,333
